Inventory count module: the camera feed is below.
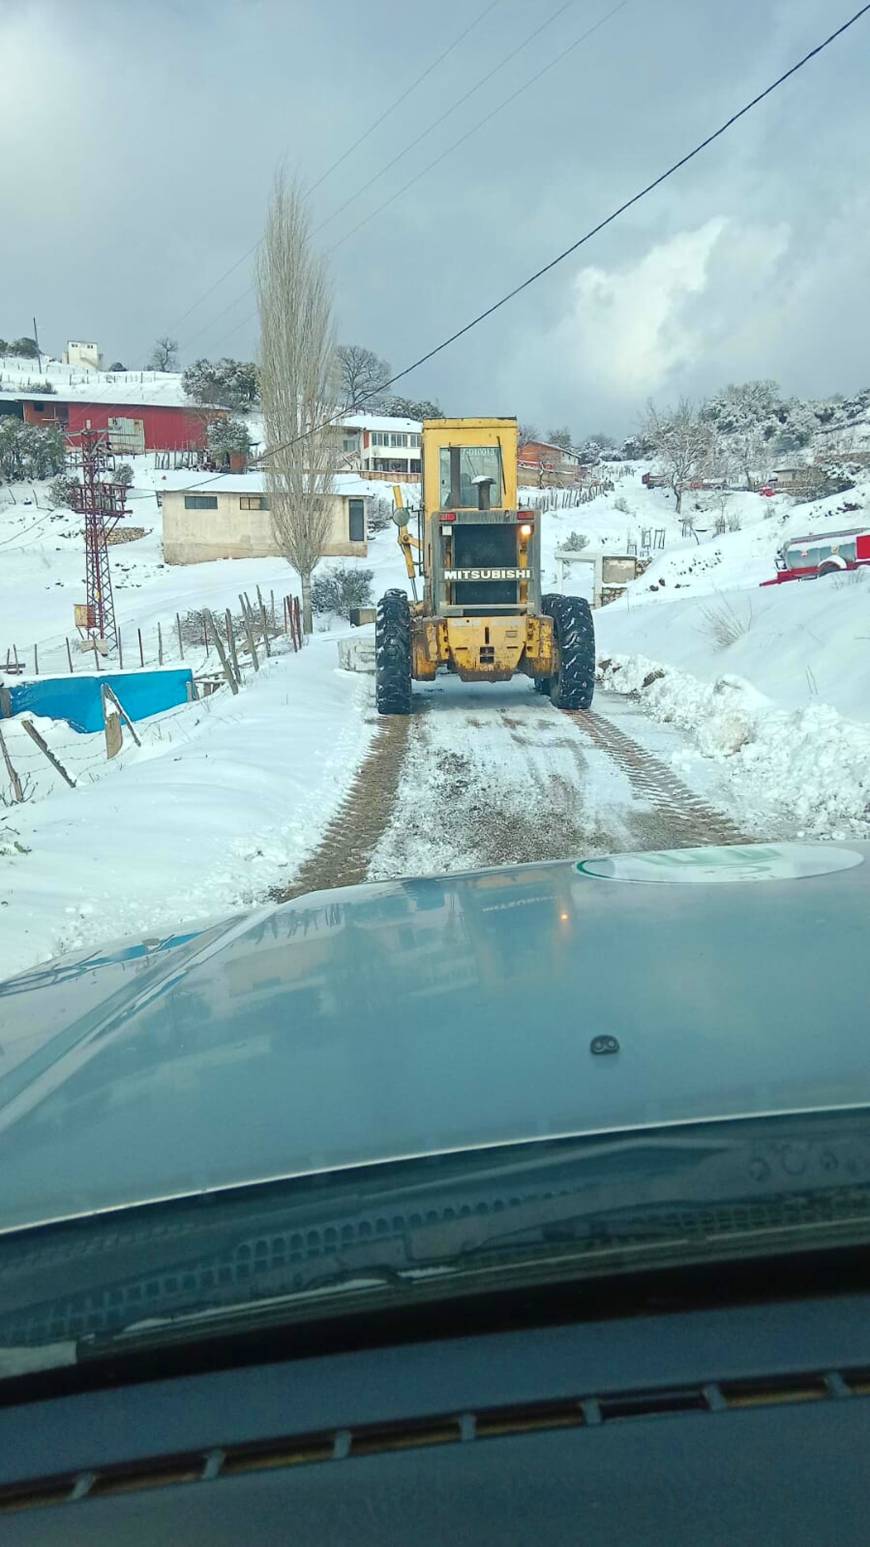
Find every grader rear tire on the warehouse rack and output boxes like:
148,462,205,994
375,589,412,715
542,594,595,711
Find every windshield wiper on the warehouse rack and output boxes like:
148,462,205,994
9,1118,870,1373
77,1264,450,1358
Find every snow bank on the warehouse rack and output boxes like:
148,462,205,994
598,656,870,839
596,566,870,723
0,639,374,981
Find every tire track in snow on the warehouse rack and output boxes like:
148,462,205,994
276,681,753,901
569,707,754,847
272,716,411,901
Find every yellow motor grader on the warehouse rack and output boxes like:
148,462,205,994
375,416,595,714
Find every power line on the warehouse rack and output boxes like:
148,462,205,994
327,0,633,256
311,0,576,236
192,0,624,357
177,0,577,358
173,0,870,502
306,0,502,197
237,1,870,474
161,0,500,357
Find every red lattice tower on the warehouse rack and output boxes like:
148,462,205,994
69,429,128,652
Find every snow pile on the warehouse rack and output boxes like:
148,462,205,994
0,640,374,981
598,656,870,838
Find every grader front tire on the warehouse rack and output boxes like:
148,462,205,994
375,589,413,715
542,594,595,711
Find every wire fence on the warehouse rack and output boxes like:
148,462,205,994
1,590,305,810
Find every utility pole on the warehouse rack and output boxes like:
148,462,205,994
69,429,127,654
32,316,42,374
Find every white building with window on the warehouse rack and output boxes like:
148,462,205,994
339,413,422,477
62,340,103,370
161,474,369,564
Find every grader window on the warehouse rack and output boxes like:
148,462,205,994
439,446,504,509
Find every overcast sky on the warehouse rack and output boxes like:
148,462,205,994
3,0,868,436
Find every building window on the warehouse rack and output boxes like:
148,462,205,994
410,433,420,446
348,498,365,543
371,431,386,447
184,495,218,510
389,432,407,447
239,495,269,510
343,436,358,451
410,459,421,474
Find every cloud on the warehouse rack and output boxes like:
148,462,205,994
563,219,729,395
502,216,792,430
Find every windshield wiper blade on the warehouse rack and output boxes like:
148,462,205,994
77,1262,451,1359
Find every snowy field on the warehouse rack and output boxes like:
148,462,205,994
2,449,869,982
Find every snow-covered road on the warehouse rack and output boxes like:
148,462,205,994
277,677,752,903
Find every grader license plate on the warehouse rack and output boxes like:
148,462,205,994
443,568,530,581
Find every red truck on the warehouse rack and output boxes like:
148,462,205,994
760,525,870,585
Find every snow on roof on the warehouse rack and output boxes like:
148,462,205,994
340,412,421,433
162,470,383,497
519,439,582,458
0,358,200,409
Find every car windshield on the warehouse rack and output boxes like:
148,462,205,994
2,1,870,1382
4,1109,870,1373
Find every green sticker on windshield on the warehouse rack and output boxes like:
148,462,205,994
577,844,864,884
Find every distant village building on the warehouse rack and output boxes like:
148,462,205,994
518,439,585,487
339,415,422,477
0,378,223,453
62,341,103,370
161,475,369,564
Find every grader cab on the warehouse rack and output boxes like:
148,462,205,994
375,417,595,715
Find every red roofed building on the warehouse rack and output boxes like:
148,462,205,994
17,396,219,453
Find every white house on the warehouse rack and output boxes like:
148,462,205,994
339,413,422,477
62,341,103,370
161,473,369,564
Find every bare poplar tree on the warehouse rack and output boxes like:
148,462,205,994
257,174,340,634
642,399,720,513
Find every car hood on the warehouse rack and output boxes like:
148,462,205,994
0,841,867,1234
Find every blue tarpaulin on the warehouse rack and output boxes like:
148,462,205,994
2,668,194,734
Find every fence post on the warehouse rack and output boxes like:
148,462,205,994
202,610,210,657
0,726,25,803
207,611,239,695
66,637,74,674
33,643,39,676
102,682,141,746
157,620,164,666
270,589,276,629
225,607,241,684
259,593,272,657
176,613,184,659
21,719,76,788
102,684,123,759
117,630,124,670
242,606,260,671
293,596,303,650
138,628,144,668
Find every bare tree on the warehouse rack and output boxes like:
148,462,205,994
518,423,539,446
148,335,179,372
257,174,340,635
547,426,573,450
726,424,773,490
642,399,720,513
335,344,391,410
